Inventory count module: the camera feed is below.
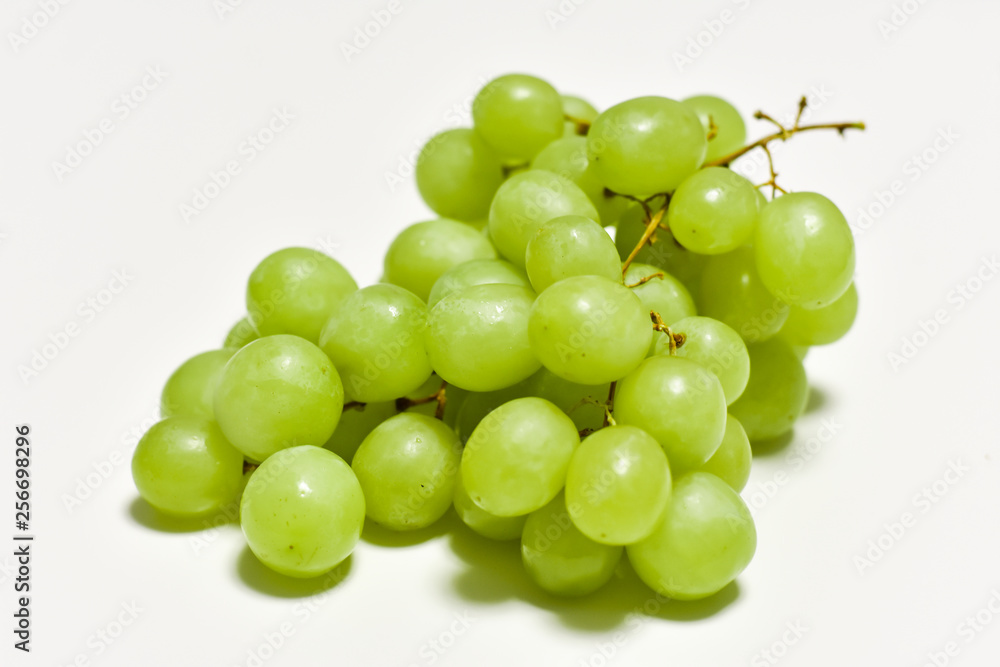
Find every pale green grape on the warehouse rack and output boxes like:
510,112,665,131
792,345,810,361
531,136,626,223
587,96,706,196
246,247,358,343
223,316,259,348
424,284,538,392
524,368,608,434
521,494,622,596
472,74,564,161
462,397,579,516
661,316,749,405
427,258,531,308
681,95,747,163
488,170,599,268
780,283,858,346
453,473,526,541
755,192,855,309
323,401,397,464
698,246,789,343
525,215,621,292
131,416,244,517
667,167,759,255
628,472,755,600
624,263,696,354
561,94,599,136
453,379,533,442
613,355,727,471
615,204,706,295
319,284,432,403
729,337,808,442
241,446,364,578
415,128,504,222
214,335,344,462
351,413,461,531
697,414,752,491
565,425,671,545
160,349,235,419
529,275,651,384
384,219,497,302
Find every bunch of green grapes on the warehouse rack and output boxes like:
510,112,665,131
131,73,861,602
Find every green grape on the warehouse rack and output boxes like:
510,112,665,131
529,275,651,385
427,258,531,308
214,335,344,462
697,414,752,491
531,136,626,224
615,204,706,295
755,192,855,309
424,283,539,392
472,74,564,161
241,446,364,578
792,345,809,361
323,401,397,464
521,494,622,596
131,416,244,517
488,170,599,268
698,246,789,343
415,128,504,222
524,215,621,292
246,247,358,343
681,95,747,164
384,219,497,302
627,472,756,601
319,284,433,403
453,379,533,442
351,413,461,531
667,167,759,255
565,425,671,545
613,355,727,471
661,316,749,405
223,316,259,349
780,283,858,346
561,94,599,136
462,397,579,516
524,368,609,434
587,96,706,196
624,263,696,354
729,337,808,442
160,349,236,419
453,473,526,541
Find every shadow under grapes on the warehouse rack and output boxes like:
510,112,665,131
236,546,353,598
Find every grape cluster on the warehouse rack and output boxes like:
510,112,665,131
132,73,860,602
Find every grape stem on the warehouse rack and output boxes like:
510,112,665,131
625,271,665,288
650,311,686,354
395,380,448,420
564,114,591,136
343,401,366,412
620,199,670,275
243,461,258,475
603,381,617,428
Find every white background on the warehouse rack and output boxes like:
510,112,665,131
3,0,1000,665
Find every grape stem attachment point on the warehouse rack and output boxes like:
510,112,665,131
395,380,448,420
650,311,685,355
564,114,592,136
